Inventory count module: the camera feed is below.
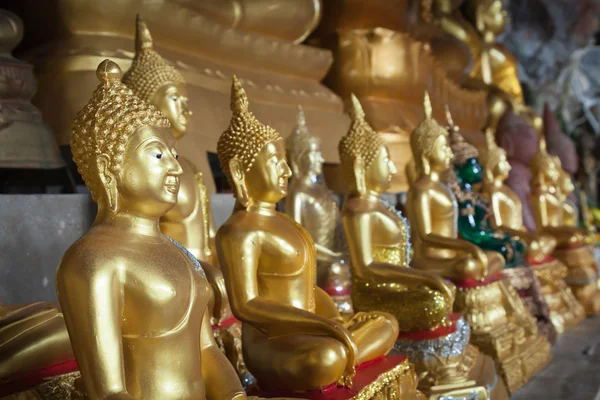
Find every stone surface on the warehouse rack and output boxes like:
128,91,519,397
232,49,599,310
512,315,600,400
0,193,236,304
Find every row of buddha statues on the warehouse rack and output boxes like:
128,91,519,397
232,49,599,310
1,10,599,400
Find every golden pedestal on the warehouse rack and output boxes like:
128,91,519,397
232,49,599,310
533,259,586,333
453,277,551,394
554,246,600,315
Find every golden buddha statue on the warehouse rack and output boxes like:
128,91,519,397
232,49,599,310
554,158,579,228
215,76,422,396
406,92,551,394
531,145,600,315
54,59,246,400
121,16,248,383
481,129,585,334
339,94,503,399
284,106,352,317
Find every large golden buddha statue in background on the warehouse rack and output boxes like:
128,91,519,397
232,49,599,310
406,92,551,394
57,59,245,400
284,106,352,316
481,129,586,334
338,94,503,399
530,142,600,315
215,76,424,397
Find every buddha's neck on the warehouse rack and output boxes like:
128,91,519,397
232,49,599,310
95,204,162,237
240,199,277,216
489,178,504,189
427,170,442,183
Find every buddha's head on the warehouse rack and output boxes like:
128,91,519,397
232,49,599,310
466,0,508,37
433,0,464,15
481,128,511,184
123,15,191,139
531,139,560,186
339,94,396,195
218,76,291,207
72,59,181,219
447,109,482,187
410,93,453,178
286,106,324,178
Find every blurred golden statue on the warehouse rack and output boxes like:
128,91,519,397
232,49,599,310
406,92,551,395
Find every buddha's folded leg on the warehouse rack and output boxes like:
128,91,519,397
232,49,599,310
242,325,347,391
353,288,450,332
0,314,73,378
484,251,505,274
344,311,398,364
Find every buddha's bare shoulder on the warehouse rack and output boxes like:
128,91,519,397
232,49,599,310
217,211,262,240
56,227,128,280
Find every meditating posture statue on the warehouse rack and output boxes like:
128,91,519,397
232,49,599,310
54,59,246,400
284,106,352,317
531,143,600,315
338,94,503,399
445,114,526,269
121,16,248,382
481,128,585,334
215,77,423,397
406,92,551,395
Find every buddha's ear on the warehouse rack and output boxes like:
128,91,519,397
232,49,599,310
420,155,431,176
354,157,366,195
97,155,119,213
230,158,249,207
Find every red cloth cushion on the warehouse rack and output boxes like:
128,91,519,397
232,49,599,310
0,359,79,397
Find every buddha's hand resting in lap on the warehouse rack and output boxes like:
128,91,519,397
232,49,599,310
328,319,357,386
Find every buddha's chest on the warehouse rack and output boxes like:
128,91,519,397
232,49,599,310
370,206,404,244
429,185,458,221
121,243,208,335
256,215,315,279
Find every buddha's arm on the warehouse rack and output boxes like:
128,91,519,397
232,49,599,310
412,189,487,263
200,307,245,400
342,212,454,302
56,255,132,399
217,231,356,348
292,193,342,261
200,260,230,324
314,287,344,323
531,193,550,229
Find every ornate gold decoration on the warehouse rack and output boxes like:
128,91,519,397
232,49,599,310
338,94,385,186
122,15,188,103
217,75,281,188
71,59,169,201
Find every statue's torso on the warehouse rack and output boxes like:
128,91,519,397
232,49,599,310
68,226,209,400
161,157,211,262
288,182,339,250
224,211,317,313
488,185,524,230
412,180,459,260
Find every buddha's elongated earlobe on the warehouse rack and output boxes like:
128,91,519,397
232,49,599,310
354,157,366,195
230,158,249,208
420,156,431,176
97,155,119,213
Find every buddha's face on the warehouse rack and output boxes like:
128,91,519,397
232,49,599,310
492,152,511,181
542,159,560,184
455,157,483,186
364,145,397,193
152,83,191,139
245,140,292,204
481,0,508,35
428,134,454,173
300,139,324,176
115,125,183,218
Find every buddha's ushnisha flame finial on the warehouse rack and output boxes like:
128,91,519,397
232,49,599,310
444,104,459,132
72,59,170,202
135,14,154,51
230,75,249,114
217,76,281,191
338,94,385,186
481,126,506,173
122,14,185,103
424,91,433,120
286,105,318,171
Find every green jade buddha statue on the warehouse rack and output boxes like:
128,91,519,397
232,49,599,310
445,109,526,268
